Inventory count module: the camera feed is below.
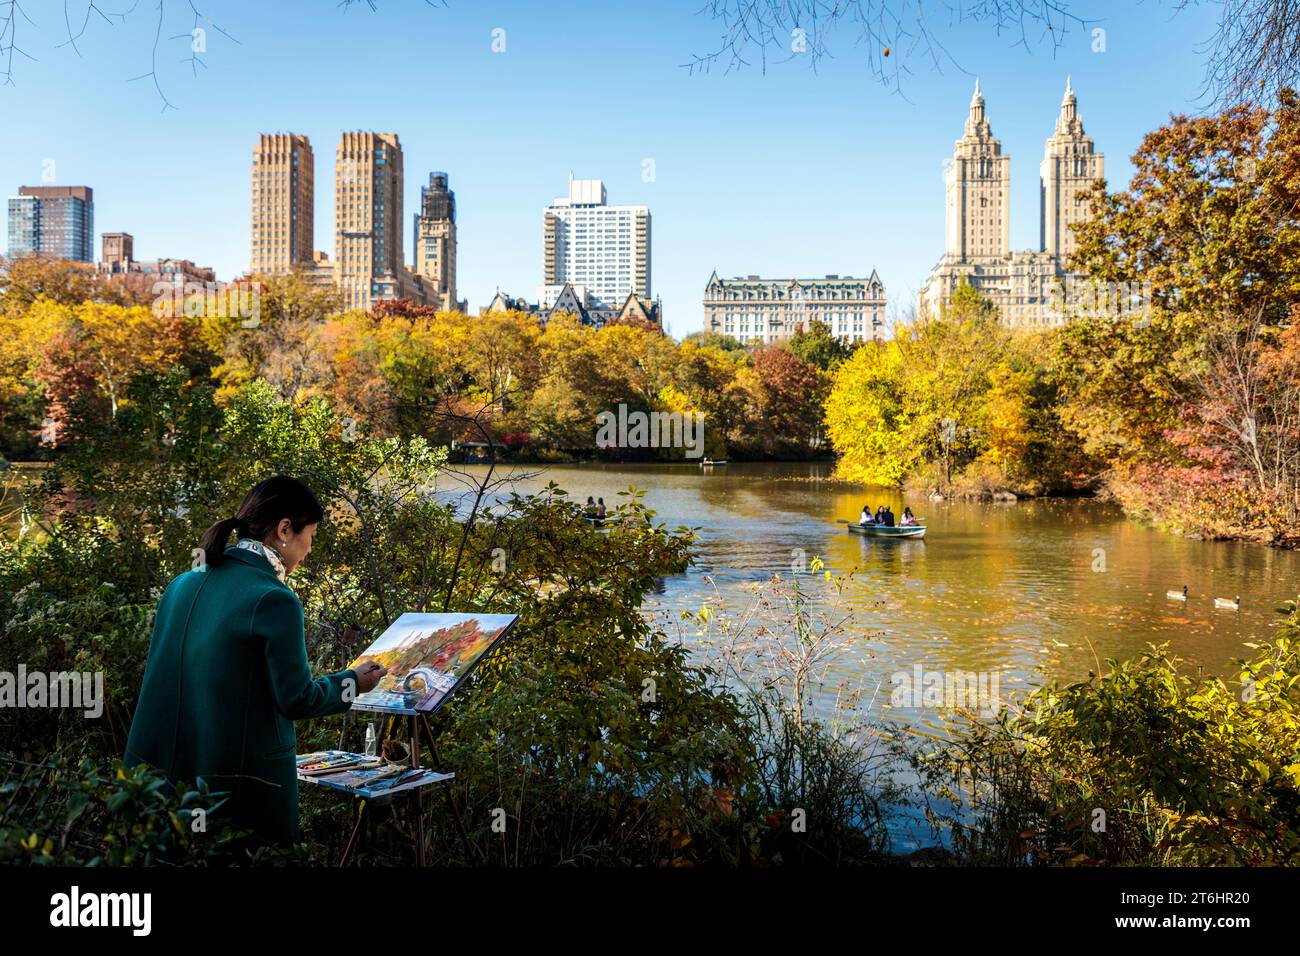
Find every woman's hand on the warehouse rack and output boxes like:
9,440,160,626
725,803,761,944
354,660,387,693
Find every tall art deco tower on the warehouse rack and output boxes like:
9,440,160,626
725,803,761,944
250,133,314,275
1039,77,1104,263
413,172,458,312
334,131,404,312
944,80,1011,261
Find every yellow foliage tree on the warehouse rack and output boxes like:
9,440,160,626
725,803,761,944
72,303,197,417
823,340,920,486
983,360,1035,470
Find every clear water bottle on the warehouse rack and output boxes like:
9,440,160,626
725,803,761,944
364,721,378,757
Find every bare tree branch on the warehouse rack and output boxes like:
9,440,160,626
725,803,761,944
2,0,441,107
10,1,1294,111
125,0,175,112
1181,0,1300,107
0,1,39,88
172,0,238,78
57,1,120,59
339,0,446,12
683,0,1094,94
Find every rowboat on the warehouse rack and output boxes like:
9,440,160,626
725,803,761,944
847,522,926,539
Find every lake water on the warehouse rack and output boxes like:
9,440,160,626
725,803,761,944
11,457,1293,726
445,461,1300,736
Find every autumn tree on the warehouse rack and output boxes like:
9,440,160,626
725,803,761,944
681,330,745,354
738,347,826,457
0,256,107,314
823,284,1081,492
824,339,916,486
898,283,1005,485
68,304,198,417
208,272,343,403
527,315,625,452
18,303,200,448
1071,89,1300,326
984,334,1093,490
789,319,854,371
1152,305,1300,541
34,331,108,447
326,309,462,438
1063,91,1300,473
672,339,748,452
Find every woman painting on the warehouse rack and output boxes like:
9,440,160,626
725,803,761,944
124,475,387,847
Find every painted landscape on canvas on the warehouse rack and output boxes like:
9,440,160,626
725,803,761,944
347,613,518,713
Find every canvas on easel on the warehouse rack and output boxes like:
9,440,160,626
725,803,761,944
347,612,518,715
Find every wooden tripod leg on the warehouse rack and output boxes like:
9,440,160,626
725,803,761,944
336,709,352,751
420,713,477,863
410,714,427,867
339,798,366,867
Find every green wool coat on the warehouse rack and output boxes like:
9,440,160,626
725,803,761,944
125,546,356,847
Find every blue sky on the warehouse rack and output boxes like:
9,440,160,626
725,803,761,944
1,0,1222,335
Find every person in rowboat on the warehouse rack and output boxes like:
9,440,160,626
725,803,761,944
882,506,896,527
596,497,607,519
859,504,875,525
900,507,917,527
584,496,597,518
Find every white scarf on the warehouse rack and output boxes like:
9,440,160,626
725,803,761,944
234,538,288,583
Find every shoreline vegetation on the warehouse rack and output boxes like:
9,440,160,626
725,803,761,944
1,96,1299,865
2,383,1297,865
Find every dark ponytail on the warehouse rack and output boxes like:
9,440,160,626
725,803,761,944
198,517,242,566
198,475,325,567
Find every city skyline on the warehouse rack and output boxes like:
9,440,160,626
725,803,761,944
0,0,1223,334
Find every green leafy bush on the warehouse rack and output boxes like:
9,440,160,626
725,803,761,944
902,629,1300,865
0,756,277,866
1,373,773,865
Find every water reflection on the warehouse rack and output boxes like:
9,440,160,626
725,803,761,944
445,462,1295,729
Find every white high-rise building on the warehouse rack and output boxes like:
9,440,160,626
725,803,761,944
543,176,650,312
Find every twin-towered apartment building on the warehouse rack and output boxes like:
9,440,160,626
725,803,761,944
918,79,1106,327
250,131,463,313
705,79,1105,344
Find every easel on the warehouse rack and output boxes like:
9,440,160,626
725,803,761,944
334,707,475,867
327,615,519,866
